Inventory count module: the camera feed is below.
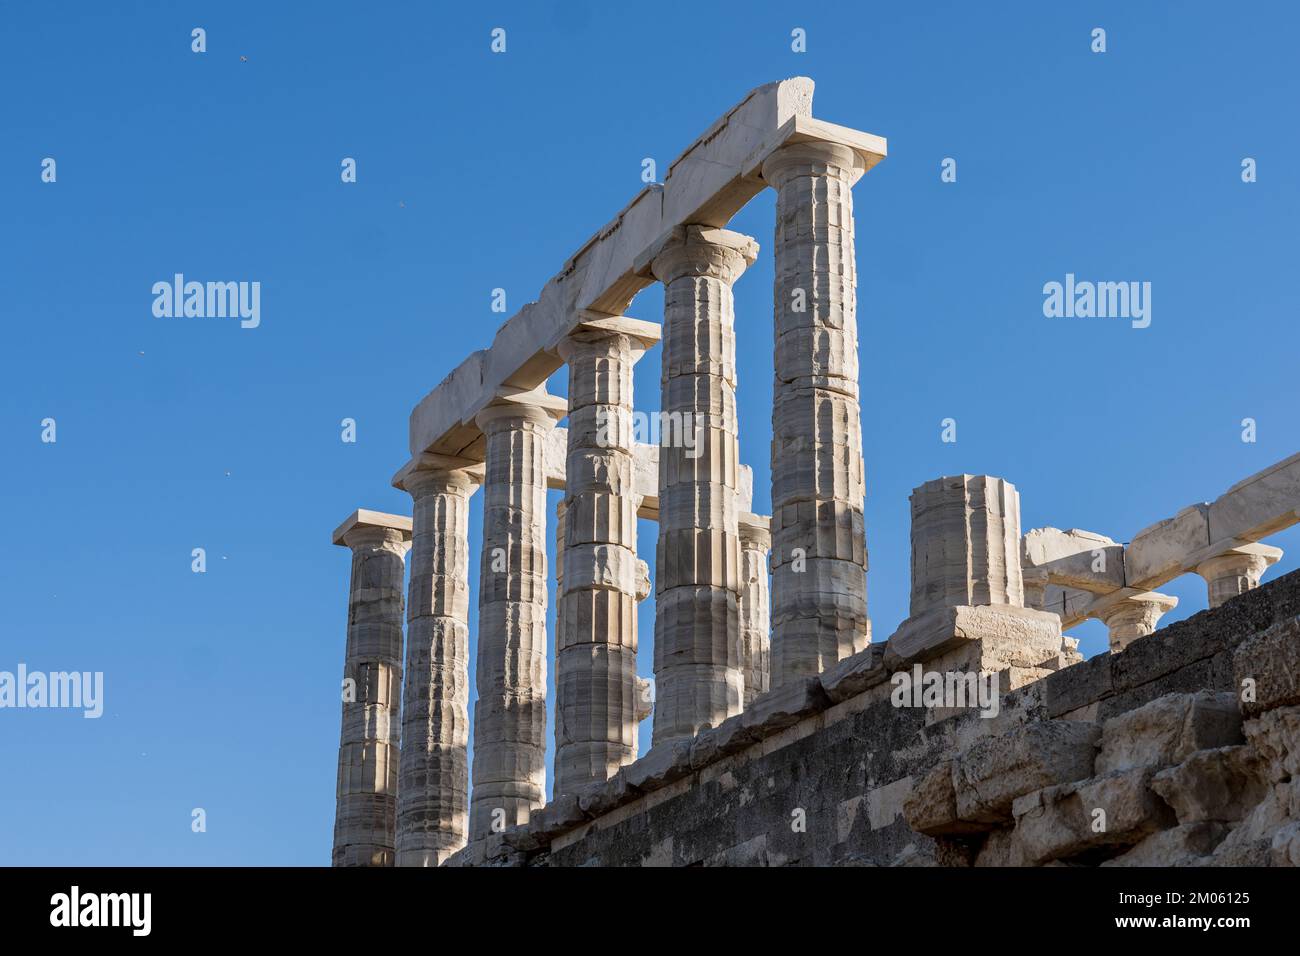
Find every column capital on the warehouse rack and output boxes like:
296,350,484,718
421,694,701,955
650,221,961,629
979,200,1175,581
1095,591,1178,653
556,311,662,361
1194,543,1283,582
332,509,413,549
738,511,772,551
761,140,866,188
1194,542,1283,608
644,224,758,286
391,454,480,499
474,386,567,431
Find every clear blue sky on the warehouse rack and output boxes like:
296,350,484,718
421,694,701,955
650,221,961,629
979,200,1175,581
3,1,1297,865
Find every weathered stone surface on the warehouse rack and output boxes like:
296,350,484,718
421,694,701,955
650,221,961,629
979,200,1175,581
1022,527,1124,593
1151,746,1267,824
740,676,829,736
884,604,1062,672
952,720,1100,824
905,760,989,836
623,739,693,794
1095,691,1242,774
1100,823,1229,867
555,319,657,794
910,475,1025,611
1270,820,1300,866
409,79,888,462
393,464,478,867
738,512,772,707
766,140,871,687
1197,543,1283,608
528,792,586,840
651,226,756,744
1234,615,1300,716
820,641,887,703
472,570,1300,867
972,828,1026,867
1011,768,1174,864
469,397,563,839
331,515,411,868
1095,591,1178,653
689,712,760,771
1244,705,1300,782
1208,779,1299,865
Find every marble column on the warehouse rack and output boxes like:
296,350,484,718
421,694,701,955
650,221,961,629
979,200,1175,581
393,458,477,867
1195,544,1283,608
331,509,412,867
554,317,657,794
762,141,871,687
649,224,757,745
1096,592,1178,653
469,394,564,838
738,511,772,707
909,474,1024,611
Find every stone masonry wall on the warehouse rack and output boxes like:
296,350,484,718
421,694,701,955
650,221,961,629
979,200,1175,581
448,568,1300,867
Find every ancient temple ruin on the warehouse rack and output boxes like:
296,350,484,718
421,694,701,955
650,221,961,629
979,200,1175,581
328,78,1300,868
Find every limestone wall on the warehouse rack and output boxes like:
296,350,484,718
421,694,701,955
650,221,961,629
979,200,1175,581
447,568,1300,867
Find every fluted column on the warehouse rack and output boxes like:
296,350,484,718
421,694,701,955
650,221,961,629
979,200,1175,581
1096,592,1178,653
331,510,412,867
909,474,1024,611
394,460,477,867
647,225,756,745
554,318,657,793
470,395,563,838
763,142,871,687
1195,544,1283,608
738,512,772,707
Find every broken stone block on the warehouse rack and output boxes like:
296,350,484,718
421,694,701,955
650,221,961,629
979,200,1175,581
623,739,693,793
528,792,586,839
819,641,887,703
1096,691,1242,774
1270,821,1300,866
1244,705,1300,783
904,760,991,836
741,676,829,735
952,720,1100,824
1234,616,1300,717
884,604,1062,673
577,768,633,818
1100,823,1229,867
1011,767,1174,864
972,828,1027,867
1150,746,1267,824
1208,778,1298,865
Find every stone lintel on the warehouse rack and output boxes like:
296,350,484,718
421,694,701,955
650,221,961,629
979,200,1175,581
882,604,1062,673
331,509,413,547
1021,527,1125,594
406,79,888,463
